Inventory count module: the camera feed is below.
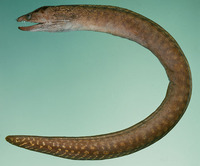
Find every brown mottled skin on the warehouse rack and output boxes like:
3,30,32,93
6,5,192,160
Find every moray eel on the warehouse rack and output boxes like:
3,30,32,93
6,5,192,160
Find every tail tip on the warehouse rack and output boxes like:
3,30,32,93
5,135,14,144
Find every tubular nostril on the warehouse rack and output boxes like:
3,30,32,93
16,16,25,22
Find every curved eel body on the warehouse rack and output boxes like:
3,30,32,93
6,5,192,160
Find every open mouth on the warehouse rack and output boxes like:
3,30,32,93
17,14,67,32
17,15,44,31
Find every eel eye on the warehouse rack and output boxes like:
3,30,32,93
26,13,32,20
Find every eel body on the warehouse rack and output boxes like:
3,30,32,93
6,5,192,160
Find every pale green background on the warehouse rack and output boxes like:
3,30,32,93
0,0,199,165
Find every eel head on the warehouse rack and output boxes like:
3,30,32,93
17,6,77,32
